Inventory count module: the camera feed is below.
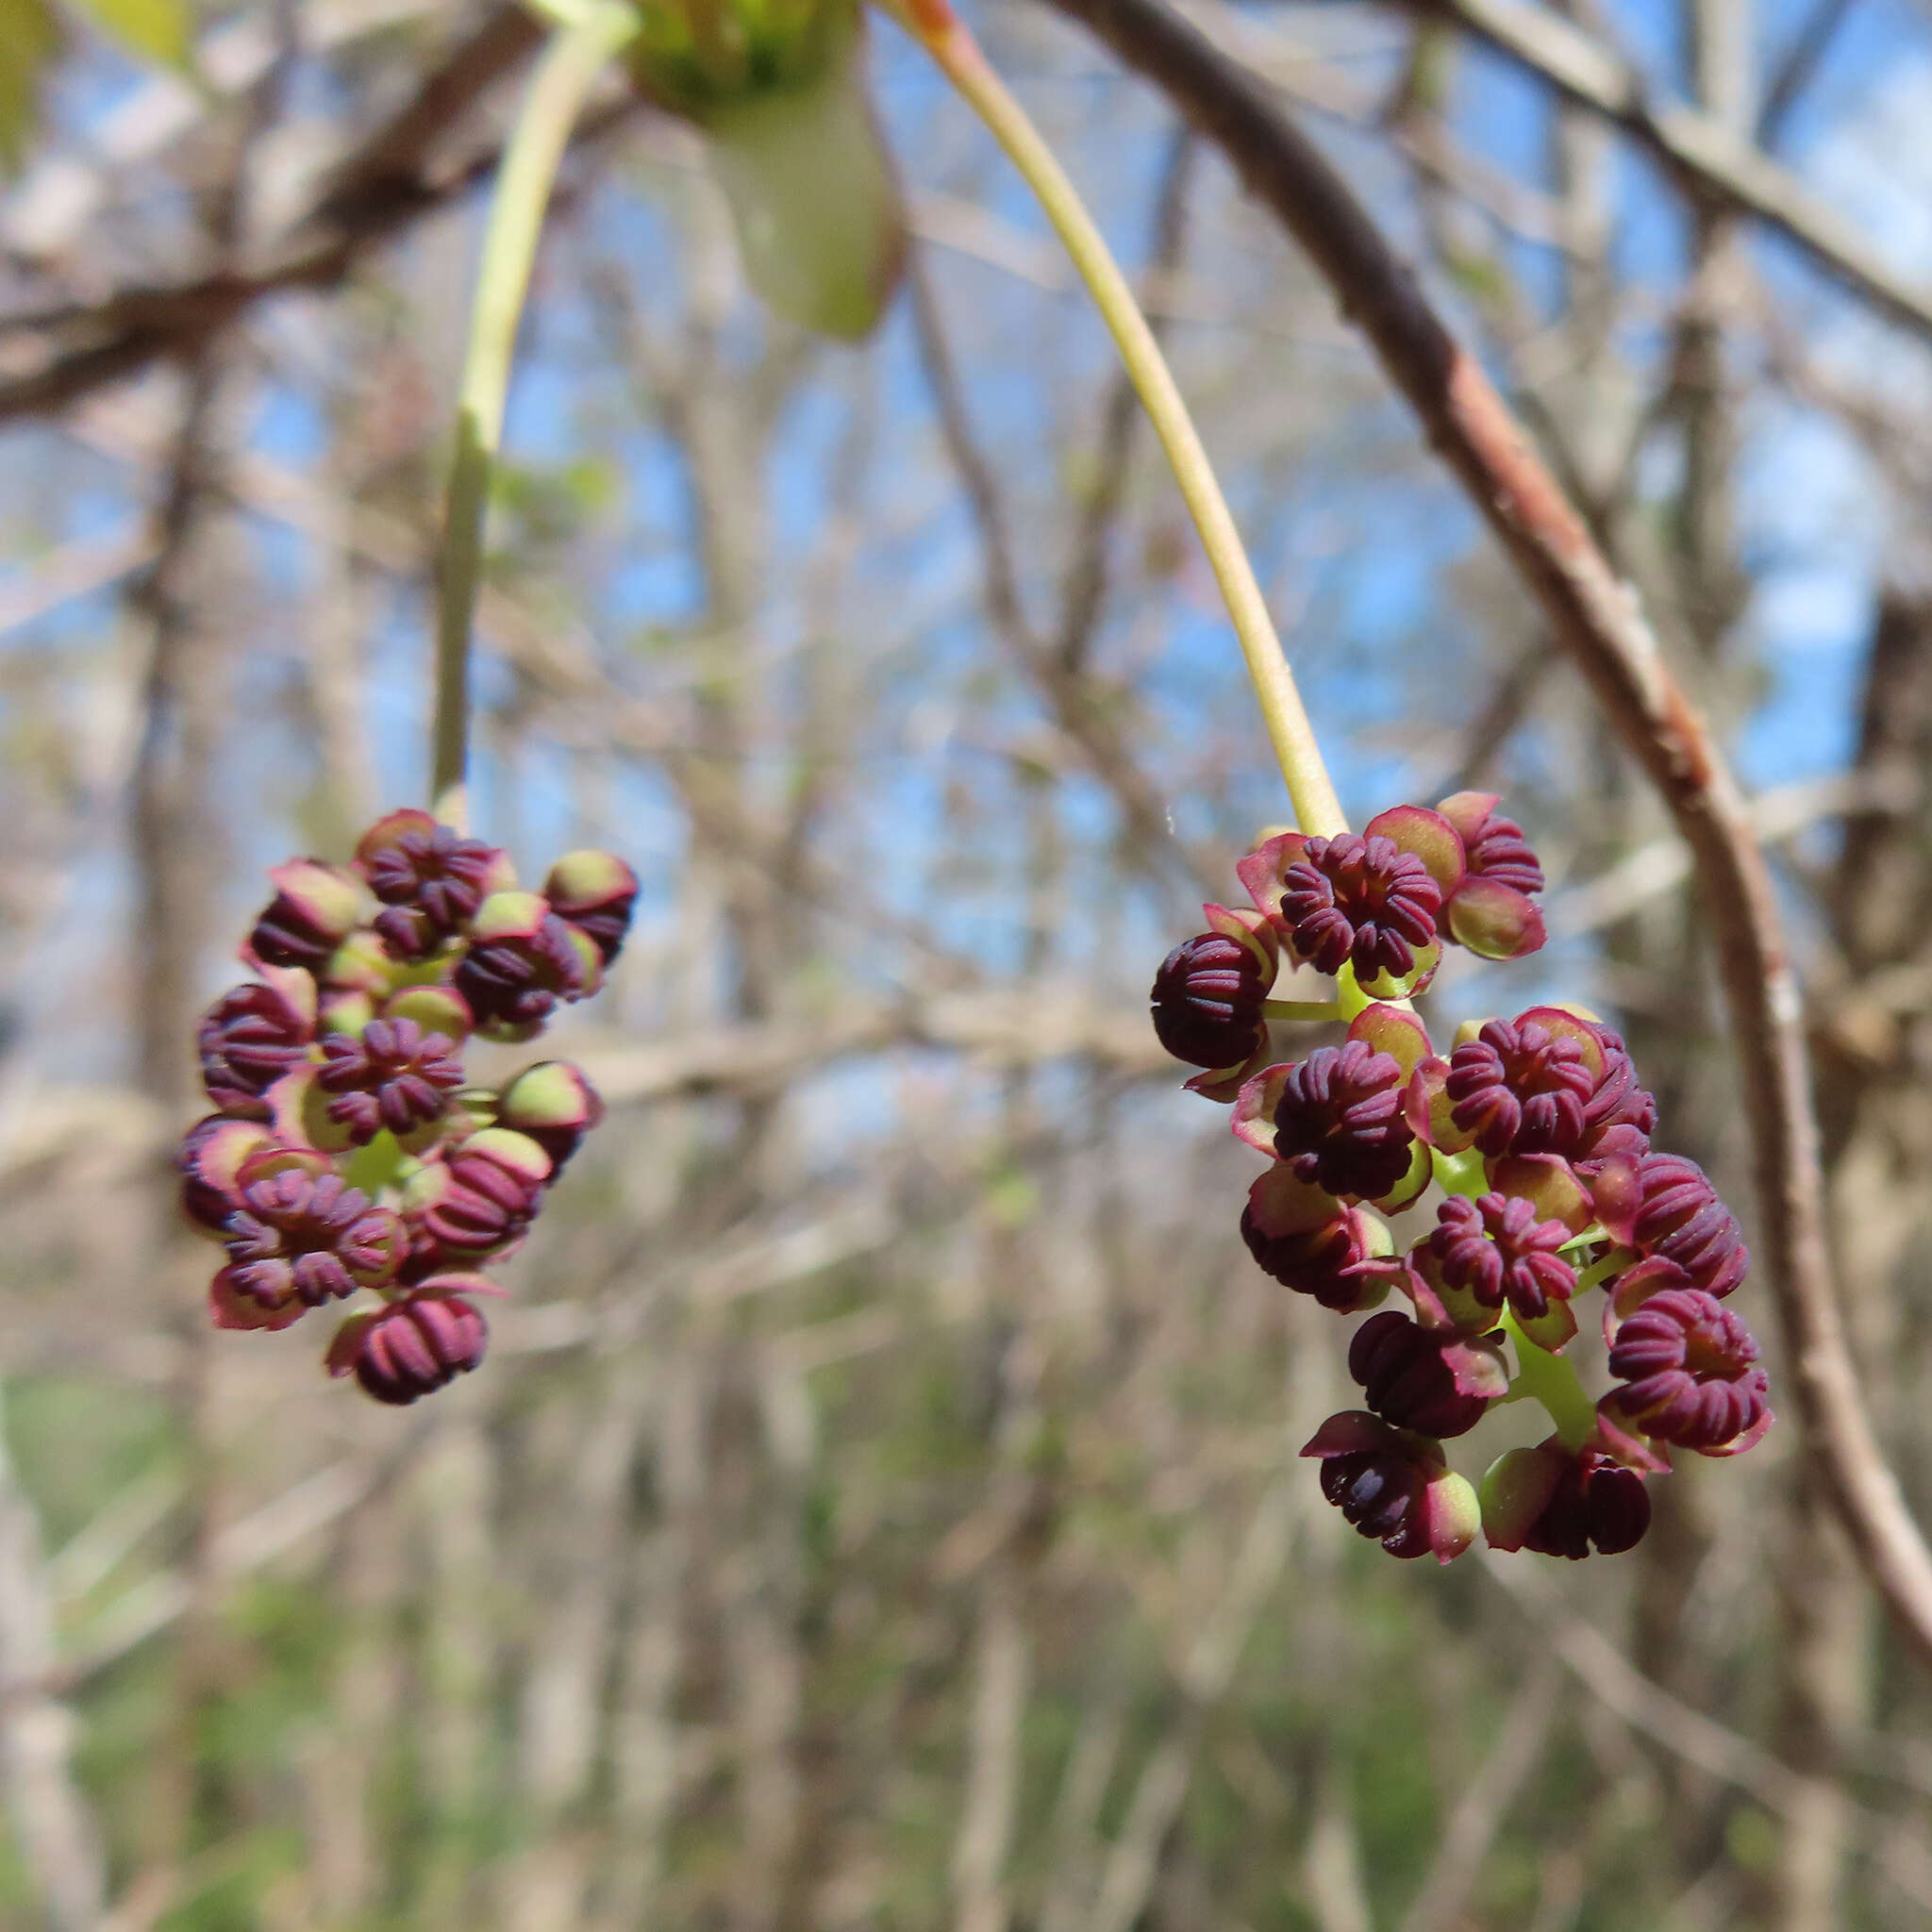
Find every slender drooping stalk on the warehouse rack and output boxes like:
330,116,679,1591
431,3,636,828
881,0,1347,841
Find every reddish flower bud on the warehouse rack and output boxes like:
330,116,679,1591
197,973,315,1120
176,1115,274,1235
1436,792,1544,894
1627,1153,1748,1299
332,1292,488,1406
316,1018,466,1144
222,1167,403,1312
1483,1442,1650,1559
1259,1040,1415,1202
248,860,366,972
543,849,640,965
1276,832,1443,980
1446,1015,1597,1158
1574,1025,1657,1170
1152,929,1272,1070
1607,1288,1771,1453
358,812,510,959
1429,1192,1576,1323
452,892,590,1034
404,1128,551,1262
1348,1309,1506,1439
497,1061,604,1174
1302,1412,1479,1563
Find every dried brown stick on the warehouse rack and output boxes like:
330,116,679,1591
1039,0,1932,1668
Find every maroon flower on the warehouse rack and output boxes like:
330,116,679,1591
358,813,506,961
1485,1444,1651,1560
248,860,365,972
1153,930,1271,1070
335,1293,488,1406
543,850,640,966
176,1115,273,1234
404,1129,551,1264
1348,1310,1504,1439
223,1168,402,1312
1430,1192,1576,1322
1608,1288,1771,1452
1574,1026,1657,1170
1242,1201,1379,1311
1302,1412,1479,1563
452,893,588,1033
198,978,313,1119
1267,1041,1414,1201
1444,795,1543,894
1446,1016,1596,1158
1631,1154,1748,1299
1277,833,1442,980
316,1018,465,1143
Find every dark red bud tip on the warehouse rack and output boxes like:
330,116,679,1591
1152,930,1271,1070
1608,1287,1771,1453
1268,1040,1415,1202
1276,832,1443,981
345,1294,488,1405
1347,1310,1502,1439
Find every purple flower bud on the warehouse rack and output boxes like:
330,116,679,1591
1277,833,1443,980
543,850,640,966
176,1115,274,1235
1631,1153,1748,1299
316,1018,466,1144
1348,1310,1505,1439
1302,1412,1479,1563
1241,1199,1382,1312
404,1128,551,1263
197,973,315,1120
358,811,509,958
452,892,590,1034
1574,1025,1657,1170
1608,1288,1771,1453
248,860,366,972
1430,1192,1576,1323
1266,1040,1415,1201
1437,791,1545,895
1446,1015,1596,1158
497,1061,604,1175
333,1292,488,1406
1152,930,1272,1070
222,1167,403,1313
1486,1444,1651,1560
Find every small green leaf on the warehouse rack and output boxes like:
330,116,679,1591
70,0,191,68
0,0,61,175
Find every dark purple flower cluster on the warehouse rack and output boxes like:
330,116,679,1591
179,810,629,1406
1153,797,1771,1565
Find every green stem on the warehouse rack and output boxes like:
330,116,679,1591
431,3,636,829
887,2,1347,840
1261,998,1347,1023
1499,1307,1595,1453
1573,1246,1636,1295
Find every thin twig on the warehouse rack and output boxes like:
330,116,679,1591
1040,0,1932,1668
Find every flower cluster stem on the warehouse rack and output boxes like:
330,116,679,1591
1500,1307,1596,1453
881,0,1347,841
431,3,636,831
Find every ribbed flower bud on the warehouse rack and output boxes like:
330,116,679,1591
1607,1288,1771,1452
1347,1310,1505,1439
1483,1443,1651,1559
452,892,591,1035
197,974,314,1119
403,1128,552,1263
357,810,509,961
1277,833,1442,980
316,1018,466,1144
497,1061,604,1175
1152,930,1271,1071
1301,1412,1479,1563
543,850,640,966
1630,1154,1748,1299
1265,1041,1414,1201
248,860,366,972
222,1167,402,1313
1429,1192,1576,1322
1241,1201,1380,1312
331,1291,488,1406
1445,1016,1596,1158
